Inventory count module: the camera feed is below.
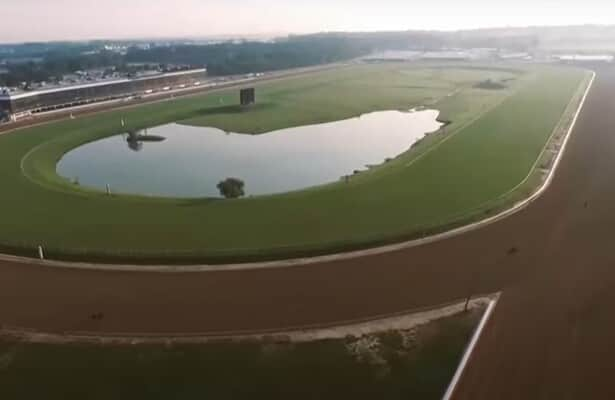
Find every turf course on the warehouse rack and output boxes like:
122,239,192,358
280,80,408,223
0,63,588,263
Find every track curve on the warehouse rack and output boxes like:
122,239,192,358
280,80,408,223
1,66,613,400
452,63,615,399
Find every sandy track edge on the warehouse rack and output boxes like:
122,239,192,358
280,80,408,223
0,295,496,345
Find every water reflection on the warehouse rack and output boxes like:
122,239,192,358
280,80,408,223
124,129,166,152
57,109,443,198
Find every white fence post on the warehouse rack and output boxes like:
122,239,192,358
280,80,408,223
38,245,44,260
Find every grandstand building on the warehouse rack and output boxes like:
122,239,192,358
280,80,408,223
0,68,207,121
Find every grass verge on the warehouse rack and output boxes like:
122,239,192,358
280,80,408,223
0,308,483,400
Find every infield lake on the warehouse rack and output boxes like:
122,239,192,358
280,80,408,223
57,109,442,198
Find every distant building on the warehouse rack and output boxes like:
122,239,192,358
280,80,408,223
0,68,207,121
0,87,10,121
555,54,614,63
362,51,422,62
498,52,533,61
240,88,256,106
420,51,474,61
362,49,498,63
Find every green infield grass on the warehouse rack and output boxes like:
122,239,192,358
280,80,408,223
0,63,589,263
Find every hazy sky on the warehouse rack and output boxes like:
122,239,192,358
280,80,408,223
1,0,614,43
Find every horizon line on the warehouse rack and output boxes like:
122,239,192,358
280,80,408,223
2,23,615,46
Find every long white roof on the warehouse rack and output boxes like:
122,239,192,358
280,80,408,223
0,68,207,101
556,54,614,62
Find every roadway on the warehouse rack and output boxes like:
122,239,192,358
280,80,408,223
0,63,613,398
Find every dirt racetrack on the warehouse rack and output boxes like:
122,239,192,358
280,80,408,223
452,63,615,399
1,64,614,398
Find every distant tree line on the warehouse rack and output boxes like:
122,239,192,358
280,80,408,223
0,50,125,87
0,31,544,87
125,36,371,76
0,36,371,86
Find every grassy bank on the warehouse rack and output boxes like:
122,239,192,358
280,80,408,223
0,63,588,263
0,308,482,400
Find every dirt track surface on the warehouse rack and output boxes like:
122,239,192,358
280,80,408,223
452,64,615,399
0,64,613,397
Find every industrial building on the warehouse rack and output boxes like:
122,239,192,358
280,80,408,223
0,69,207,121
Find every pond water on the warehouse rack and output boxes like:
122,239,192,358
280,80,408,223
57,109,442,198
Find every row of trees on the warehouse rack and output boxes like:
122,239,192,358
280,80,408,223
126,36,370,76
1,31,544,87
0,50,126,87
1,36,369,87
